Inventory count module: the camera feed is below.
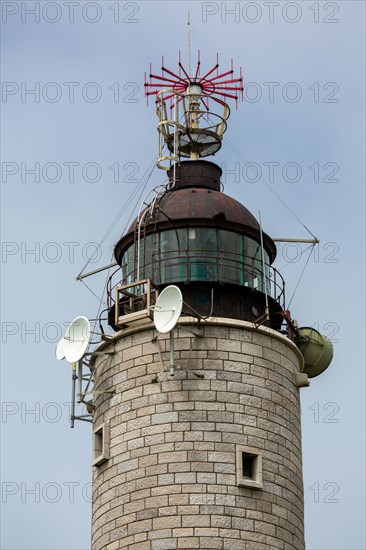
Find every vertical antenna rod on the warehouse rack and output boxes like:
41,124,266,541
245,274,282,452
169,331,175,377
187,11,191,79
70,362,77,428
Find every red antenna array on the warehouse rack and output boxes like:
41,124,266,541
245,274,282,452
144,52,244,108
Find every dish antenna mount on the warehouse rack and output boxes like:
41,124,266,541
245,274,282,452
153,286,183,376
55,316,114,427
152,286,205,380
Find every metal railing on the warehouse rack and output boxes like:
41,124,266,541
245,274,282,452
156,88,230,168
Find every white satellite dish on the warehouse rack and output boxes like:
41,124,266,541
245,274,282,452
63,316,91,363
55,337,66,360
153,286,183,377
153,285,183,334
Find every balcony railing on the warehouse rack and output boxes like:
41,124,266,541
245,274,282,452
107,249,285,315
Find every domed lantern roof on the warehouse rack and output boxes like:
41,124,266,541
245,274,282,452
114,161,277,264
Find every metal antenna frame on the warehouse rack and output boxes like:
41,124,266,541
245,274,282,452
145,54,243,168
145,54,243,103
69,350,115,428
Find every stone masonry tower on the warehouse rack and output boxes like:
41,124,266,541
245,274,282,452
88,55,333,550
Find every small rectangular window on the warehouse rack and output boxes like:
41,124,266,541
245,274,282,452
93,422,110,467
236,445,262,489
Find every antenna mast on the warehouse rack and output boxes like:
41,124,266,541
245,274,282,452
187,11,191,79
145,52,243,169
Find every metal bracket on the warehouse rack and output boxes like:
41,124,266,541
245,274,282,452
254,306,270,328
152,363,204,383
83,389,115,396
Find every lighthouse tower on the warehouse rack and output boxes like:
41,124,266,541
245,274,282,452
87,55,332,550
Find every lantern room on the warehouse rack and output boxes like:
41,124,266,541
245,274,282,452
108,160,285,331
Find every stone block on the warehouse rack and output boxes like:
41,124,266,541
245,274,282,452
151,538,177,549
123,345,143,362
159,450,188,463
153,516,181,529
198,536,223,548
241,342,264,357
152,411,178,425
177,537,200,548
196,472,217,484
217,391,240,404
117,458,139,474
129,542,150,550
175,472,197,484
182,514,210,527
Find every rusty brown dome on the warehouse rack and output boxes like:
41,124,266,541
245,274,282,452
154,187,260,229
114,161,276,264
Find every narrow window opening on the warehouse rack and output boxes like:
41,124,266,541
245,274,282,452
242,452,256,478
93,422,110,467
236,445,263,489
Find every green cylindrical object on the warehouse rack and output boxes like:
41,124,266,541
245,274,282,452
295,327,334,378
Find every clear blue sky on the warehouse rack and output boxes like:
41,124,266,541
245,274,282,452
1,1,365,549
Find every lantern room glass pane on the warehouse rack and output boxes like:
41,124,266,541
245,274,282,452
243,236,270,293
121,229,271,295
156,229,187,283
188,228,218,281
218,230,243,284
142,234,154,281
121,245,135,285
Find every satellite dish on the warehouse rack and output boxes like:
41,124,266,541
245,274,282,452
295,327,333,378
153,285,183,334
55,337,66,360
63,316,91,363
